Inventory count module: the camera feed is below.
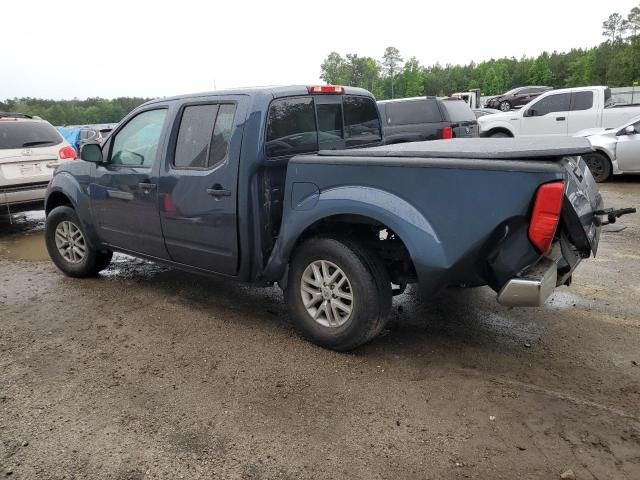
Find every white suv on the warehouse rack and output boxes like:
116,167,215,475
1,114,77,215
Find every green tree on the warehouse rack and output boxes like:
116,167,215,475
528,56,554,85
382,46,403,99
602,13,628,42
627,5,640,37
320,52,350,85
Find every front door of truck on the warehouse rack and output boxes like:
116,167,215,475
520,92,571,136
89,107,170,258
159,98,244,275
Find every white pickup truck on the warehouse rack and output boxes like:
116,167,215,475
478,86,640,137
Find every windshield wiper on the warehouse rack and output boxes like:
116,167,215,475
21,140,53,147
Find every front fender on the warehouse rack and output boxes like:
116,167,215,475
480,119,516,137
262,185,450,295
46,171,100,247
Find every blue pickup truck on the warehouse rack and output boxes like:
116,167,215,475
43,85,628,350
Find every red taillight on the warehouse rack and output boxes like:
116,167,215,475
441,127,453,139
59,145,78,160
307,85,345,94
528,181,565,253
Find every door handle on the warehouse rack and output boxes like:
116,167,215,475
206,185,232,197
138,182,157,192
556,116,566,121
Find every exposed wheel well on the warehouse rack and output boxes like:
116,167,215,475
292,214,417,285
45,191,73,215
486,128,513,137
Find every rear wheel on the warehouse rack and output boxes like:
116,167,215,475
45,206,112,277
499,100,511,112
583,152,612,182
285,237,392,351
490,131,511,138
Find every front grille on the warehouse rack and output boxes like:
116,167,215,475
0,181,49,194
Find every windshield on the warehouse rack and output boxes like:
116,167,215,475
0,121,63,150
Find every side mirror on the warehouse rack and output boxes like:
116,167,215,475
80,142,103,163
624,125,636,135
524,109,535,117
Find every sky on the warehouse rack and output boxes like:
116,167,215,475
1,0,638,100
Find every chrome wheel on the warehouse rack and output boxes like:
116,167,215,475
54,220,86,264
300,260,353,328
499,101,511,112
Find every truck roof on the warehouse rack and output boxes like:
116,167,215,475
316,137,593,160
142,85,374,107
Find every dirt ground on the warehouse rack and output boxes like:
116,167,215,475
1,180,639,480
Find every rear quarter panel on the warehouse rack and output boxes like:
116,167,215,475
267,157,564,296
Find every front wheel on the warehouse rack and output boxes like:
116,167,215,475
499,100,511,112
285,237,392,351
583,152,612,183
45,206,112,277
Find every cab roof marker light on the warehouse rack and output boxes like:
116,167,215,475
307,85,345,94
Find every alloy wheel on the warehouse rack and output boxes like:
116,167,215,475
300,260,354,328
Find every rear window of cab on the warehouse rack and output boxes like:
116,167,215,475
265,95,381,158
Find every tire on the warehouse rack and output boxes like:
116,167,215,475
285,237,392,351
45,206,112,277
490,131,511,138
583,152,612,183
499,100,511,112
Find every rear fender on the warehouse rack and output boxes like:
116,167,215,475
263,185,449,295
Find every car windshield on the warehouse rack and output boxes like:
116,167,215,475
0,121,63,149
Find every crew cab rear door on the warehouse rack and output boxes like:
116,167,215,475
158,96,247,275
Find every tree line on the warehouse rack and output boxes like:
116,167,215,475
0,97,149,126
321,5,640,100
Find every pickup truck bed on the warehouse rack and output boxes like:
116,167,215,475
266,137,603,304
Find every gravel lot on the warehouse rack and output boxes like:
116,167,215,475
1,180,639,479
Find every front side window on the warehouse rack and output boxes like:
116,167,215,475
110,109,167,167
344,96,381,146
529,93,571,116
266,97,317,158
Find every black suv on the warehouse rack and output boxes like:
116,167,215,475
377,97,478,144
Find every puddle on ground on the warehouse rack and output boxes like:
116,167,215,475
0,232,49,261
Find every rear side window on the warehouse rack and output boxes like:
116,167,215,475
0,121,63,150
266,97,317,158
571,91,594,111
174,103,237,169
530,93,571,116
344,96,381,146
385,99,442,125
441,100,476,122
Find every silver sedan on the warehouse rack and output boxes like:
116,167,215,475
576,115,640,182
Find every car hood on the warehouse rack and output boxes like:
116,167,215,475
477,111,514,126
574,127,617,138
